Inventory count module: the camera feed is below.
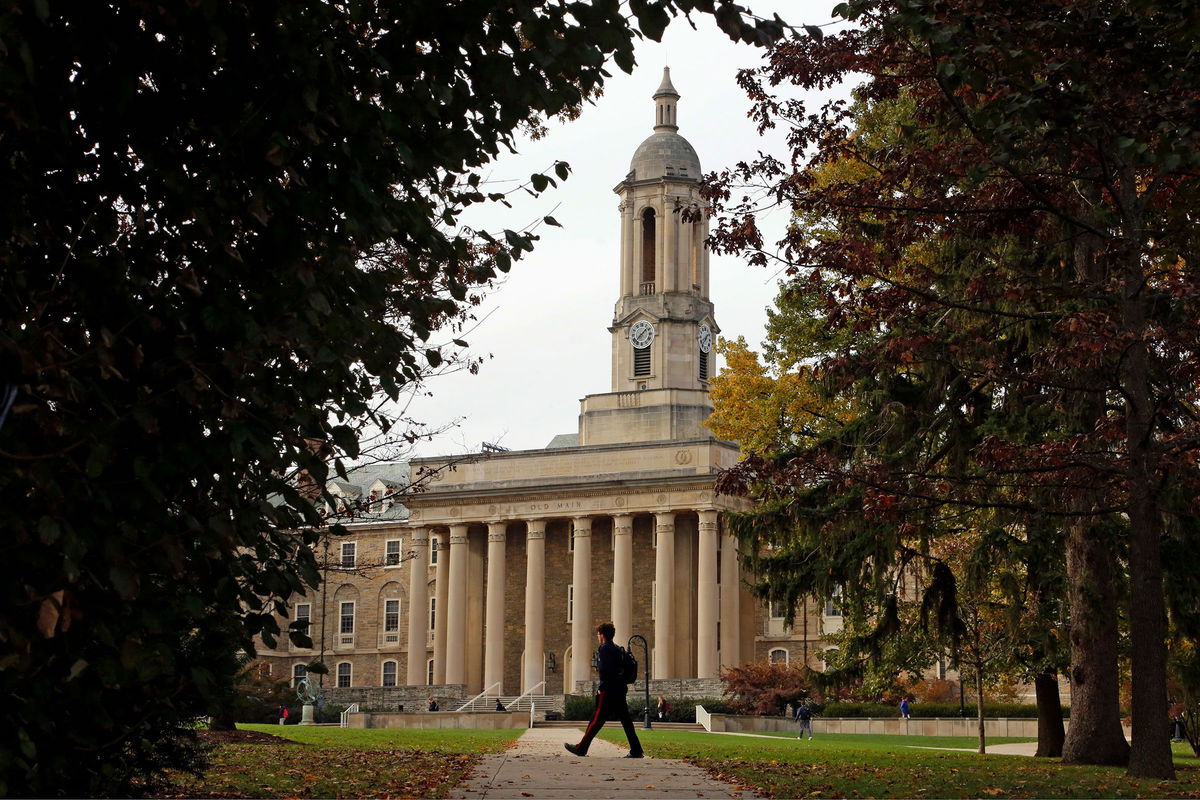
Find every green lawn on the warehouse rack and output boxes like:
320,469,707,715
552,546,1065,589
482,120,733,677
745,730,1036,750
152,725,520,798
597,729,1200,798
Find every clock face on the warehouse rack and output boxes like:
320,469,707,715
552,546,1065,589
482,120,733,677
698,323,713,353
630,320,655,349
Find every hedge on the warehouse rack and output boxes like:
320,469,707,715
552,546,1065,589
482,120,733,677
564,695,735,722
820,701,1067,719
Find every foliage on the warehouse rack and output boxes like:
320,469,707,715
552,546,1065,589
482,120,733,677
720,662,818,715
212,662,295,728
0,0,804,794
157,727,519,798
706,0,1200,778
598,730,1200,799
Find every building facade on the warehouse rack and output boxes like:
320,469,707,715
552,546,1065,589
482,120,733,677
256,70,840,700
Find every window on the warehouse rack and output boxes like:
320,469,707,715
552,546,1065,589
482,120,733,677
384,599,400,633
769,600,786,619
770,648,789,665
341,541,357,567
567,585,574,623
382,660,397,687
430,536,440,565
698,349,709,381
633,345,651,377
429,597,436,633
716,550,722,584
385,539,402,566
427,659,435,686
641,208,656,285
292,664,307,687
568,529,575,553
295,603,311,634
651,581,657,620
369,489,381,512
340,601,355,635
937,658,947,680
337,662,352,688
824,587,843,617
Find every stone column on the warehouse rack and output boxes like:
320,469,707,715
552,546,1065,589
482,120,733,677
406,527,430,686
697,510,720,678
522,520,547,693
444,524,470,687
483,521,507,693
620,201,634,297
664,197,677,292
653,511,675,679
719,526,740,668
570,516,593,691
611,514,634,643
433,530,449,684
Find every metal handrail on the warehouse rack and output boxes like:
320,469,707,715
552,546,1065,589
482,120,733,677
504,681,546,711
340,702,359,727
456,681,501,712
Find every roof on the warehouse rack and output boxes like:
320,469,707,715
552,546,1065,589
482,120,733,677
545,433,580,449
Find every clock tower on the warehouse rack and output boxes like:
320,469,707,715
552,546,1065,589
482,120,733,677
578,69,720,446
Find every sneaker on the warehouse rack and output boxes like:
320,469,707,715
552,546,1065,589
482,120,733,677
563,743,586,757
624,752,645,759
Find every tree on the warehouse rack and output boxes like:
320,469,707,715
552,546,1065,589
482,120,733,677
0,1,800,794
707,0,1200,778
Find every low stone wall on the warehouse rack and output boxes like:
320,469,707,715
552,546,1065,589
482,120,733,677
702,713,1045,738
574,678,724,699
345,711,528,730
320,684,466,712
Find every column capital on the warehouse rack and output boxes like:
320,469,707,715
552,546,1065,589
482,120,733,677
612,513,634,534
487,533,506,543
698,509,719,531
526,519,547,540
449,533,469,546
571,516,592,537
654,511,676,529
408,526,430,545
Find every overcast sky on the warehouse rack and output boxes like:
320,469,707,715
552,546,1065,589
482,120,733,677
402,2,854,457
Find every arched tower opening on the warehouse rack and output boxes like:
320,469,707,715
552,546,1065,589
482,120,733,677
641,208,656,289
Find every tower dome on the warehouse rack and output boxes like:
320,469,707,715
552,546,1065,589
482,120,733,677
628,68,702,181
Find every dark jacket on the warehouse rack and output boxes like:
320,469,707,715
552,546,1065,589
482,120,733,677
596,639,626,694
795,705,812,721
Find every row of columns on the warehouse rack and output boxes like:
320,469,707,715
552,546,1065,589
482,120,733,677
405,511,740,692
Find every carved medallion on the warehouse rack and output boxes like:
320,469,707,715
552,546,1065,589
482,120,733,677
675,449,693,465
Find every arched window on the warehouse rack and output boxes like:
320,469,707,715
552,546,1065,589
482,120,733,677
769,648,789,665
337,661,352,688
641,208,656,287
381,660,398,687
292,664,307,687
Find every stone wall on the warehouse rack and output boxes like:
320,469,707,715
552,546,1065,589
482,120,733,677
320,684,465,711
346,711,528,730
701,713,1103,739
574,677,724,699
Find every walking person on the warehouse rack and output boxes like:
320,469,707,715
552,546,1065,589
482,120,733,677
657,696,669,721
794,701,813,740
277,705,288,725
564,622,644,758
900,698,910,720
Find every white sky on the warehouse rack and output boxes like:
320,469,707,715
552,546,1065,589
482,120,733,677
404,2,854,457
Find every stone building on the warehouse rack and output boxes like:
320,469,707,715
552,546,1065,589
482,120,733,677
256,70,839,702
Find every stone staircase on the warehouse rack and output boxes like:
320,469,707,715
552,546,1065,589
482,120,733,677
455,694,557,713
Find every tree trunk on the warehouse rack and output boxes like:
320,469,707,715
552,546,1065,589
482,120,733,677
1034,667,1066,758
1061,519,1130,765
975,664,986,754
1117,214,1175,779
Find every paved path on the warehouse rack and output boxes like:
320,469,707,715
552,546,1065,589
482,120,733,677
450,726,749,799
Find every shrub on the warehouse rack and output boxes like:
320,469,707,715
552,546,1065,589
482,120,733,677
721,662,818,715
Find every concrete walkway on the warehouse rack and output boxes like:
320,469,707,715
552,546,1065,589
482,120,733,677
450,727,749,799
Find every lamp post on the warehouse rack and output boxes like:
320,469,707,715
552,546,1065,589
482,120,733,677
628,634,651,729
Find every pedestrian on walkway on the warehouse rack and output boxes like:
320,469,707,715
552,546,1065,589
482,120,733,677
900,698,910,720
657,696,669,721
794,701,813,740
564,622,644,758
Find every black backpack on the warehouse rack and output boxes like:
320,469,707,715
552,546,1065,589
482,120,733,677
618,646,638,684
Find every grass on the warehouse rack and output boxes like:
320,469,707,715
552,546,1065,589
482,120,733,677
597,729,1200,798
152,724,521,798
746,730,1036,749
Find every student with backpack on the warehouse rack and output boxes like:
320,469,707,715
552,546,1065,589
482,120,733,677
563,622,644,759
794,701,813,740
